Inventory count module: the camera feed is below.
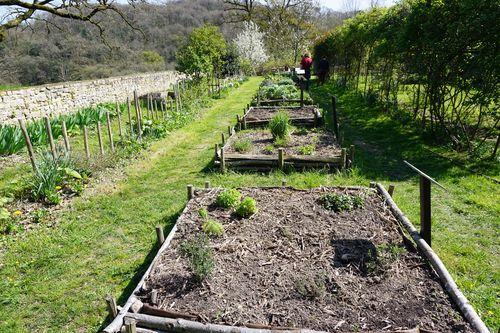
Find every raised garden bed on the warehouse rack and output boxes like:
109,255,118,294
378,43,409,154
215,128,346,171
103,185,484,333
238,106,323,129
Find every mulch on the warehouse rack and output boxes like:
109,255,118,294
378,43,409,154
224,129,339,156
245,106,318,121
140,187,472,333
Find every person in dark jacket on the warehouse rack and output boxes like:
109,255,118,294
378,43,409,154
317,57,330,85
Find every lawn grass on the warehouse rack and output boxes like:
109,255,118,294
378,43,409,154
0,76,497,332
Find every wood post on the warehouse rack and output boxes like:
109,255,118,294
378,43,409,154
155,226,165,246
97,122,105,155
146,94,151,119
83,126,91,159
124,319,137,333
106,112,115,152
44,117,57,159
278,148,284,169
187,185,194,200
228,126,231,136
300,85,304,107
106,295,118,318
388,184,395,197
281,179,287,187
61,120,70,152
18,119,37,172
204,181,211,189
154,100,159,120
116,102,123,138
420,176,432,246
340,148,347,169
242,116,247,130
220,148,226,173
214,143,219,159
127,97,134,137
331,96,339,140
221,132,225,145
349,145,355,167
134,91,142,142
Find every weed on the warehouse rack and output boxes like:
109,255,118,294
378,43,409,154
31,209,49,224
274,137,289,147
202,219,224,237
263,145,274,154
216,189,242,208
298,144,315,155
295,127,309,136
320,193,364,212
198,208,208,220
235,197,258,218
295,274,327,300
233,138,253,153
180,235,215,282
269,111,291,140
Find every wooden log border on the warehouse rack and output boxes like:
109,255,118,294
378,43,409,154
103,184,487,333
239,106,323,129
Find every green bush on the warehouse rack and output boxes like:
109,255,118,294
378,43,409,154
320,193,364,212
269,111,291,140
180,235,215,282
216,189,242,208
235,197,258,218
233,138,253,153
202,219,224,237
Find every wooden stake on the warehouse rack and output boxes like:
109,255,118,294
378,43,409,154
278,148,284,169
220,148,226,173
388,184,395,197
154,100,159,120
420,176,432,246
187,185,194,200
116,102,123,138
146,94,151,119
300,85,304,107
349,144,355,167
214,143,219,159
331,96,339,140
106,112,115,152
44,116,57,159
228,126,232,136
204,181,211,189
281,179,287,187
221,132,225,145
83,126,91,159
127,97,134,137
340,148,347,169
61,120,70,152
106,295,118,318
97,122,105,155
18,119,37,172
155,226,165,246
134,91,142,141
124,319,137,333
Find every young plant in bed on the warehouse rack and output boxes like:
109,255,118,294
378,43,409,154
269,110,291,141
180,235,215,282
216,188,242,208
235,197,258,218
232,138,253,153
298,144,315,155
202,219,224,237
320,193,364,212
263,144,274,154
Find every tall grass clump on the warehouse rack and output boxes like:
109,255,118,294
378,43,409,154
269,110,291,141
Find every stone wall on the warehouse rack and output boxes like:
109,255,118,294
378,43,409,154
0,71,182,124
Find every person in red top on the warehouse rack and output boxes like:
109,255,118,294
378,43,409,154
300,53,313,90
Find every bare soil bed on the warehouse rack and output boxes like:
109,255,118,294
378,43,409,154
141,187,471,333
245,106,318,122
224,129,339,156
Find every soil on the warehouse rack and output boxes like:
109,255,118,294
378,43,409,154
246,106,318,121
224,129,340,156
142,187,472,333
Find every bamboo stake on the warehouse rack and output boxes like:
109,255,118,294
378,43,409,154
18,119,37,172
106,112,115,152
127,97,134,137
83,126,91,159
44,117,57,159
116,102,123,138
97,122,105,155
61,120,70,152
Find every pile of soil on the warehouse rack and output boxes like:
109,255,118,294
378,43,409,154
142,187,471,332
224,129,339,156
246,106,318,121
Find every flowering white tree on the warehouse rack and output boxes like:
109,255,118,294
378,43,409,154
234,21,269,69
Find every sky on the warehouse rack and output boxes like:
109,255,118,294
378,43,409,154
320,0,396,11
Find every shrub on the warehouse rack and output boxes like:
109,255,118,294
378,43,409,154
235,197,257,218
180,235,215,282
216,189,242,208
202,219,224,237
233,138,253,153
320,193,364,212
268,111,291,140
298,144,315,155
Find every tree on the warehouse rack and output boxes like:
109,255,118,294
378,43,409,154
175,24,227,76
0,0,139,42
234,21,268,70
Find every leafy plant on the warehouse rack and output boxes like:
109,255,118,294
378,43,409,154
232,138,253,153
320,193,364,212
180,235,215,282
298,144,315,155
235,197,257,218
202,219,224,237
268,111,291,140
216,189,242,208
